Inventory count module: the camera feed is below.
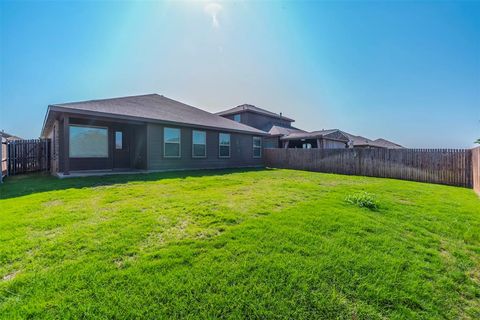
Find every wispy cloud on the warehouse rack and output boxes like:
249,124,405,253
204,2,222,28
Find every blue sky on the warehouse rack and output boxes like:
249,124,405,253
1,0,479,148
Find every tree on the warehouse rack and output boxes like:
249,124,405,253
476,138,480,144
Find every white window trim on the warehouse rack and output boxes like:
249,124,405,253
253,136,262,158
69,124,109,158
192,130,207,158
163,127,181,158
218,133,231,158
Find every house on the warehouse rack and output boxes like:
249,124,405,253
342,132,404,149
0,130,23,141
216,104,404,149
40,94,267,176
217,104,307,148
280,129,350,149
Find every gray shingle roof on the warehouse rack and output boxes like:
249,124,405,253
372,138,404,149
341,131,404,148
268,125,306,136
280,129,349,141
45,94,266,135
216,104,295,122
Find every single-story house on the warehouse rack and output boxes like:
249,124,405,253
0,130,23,141
40,94,267,176
342,132,404,149
280,130,350,149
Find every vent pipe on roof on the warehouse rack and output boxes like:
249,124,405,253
280,112,282,117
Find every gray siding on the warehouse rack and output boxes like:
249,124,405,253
324,139,347,149
223,111,292,132
147,123,263,171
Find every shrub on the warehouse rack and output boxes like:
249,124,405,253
345,192,379,210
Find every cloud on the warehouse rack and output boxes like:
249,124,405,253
204,2,222,28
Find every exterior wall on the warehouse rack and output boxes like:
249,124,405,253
323,139,347,149
46,120,60,174
58,116,147,172
222,111,292,132
146,123,264,171
264,136,281,149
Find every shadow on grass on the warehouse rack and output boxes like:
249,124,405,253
0,167,268,200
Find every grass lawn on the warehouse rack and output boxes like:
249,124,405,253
1,169,479,319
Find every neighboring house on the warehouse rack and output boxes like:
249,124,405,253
40,94,266,176
342,132,404,149
216,104,404,150
216,105,306,148
0,130,22,141
280,129,350,149
370,138,404,149
216,104,295,132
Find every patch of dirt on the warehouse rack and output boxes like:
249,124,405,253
2,270,20,281
42,200,63,207
113,255,137,269
397,198,414,205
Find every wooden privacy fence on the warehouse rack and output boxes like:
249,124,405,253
473,147,480,195
264,148,474,188
7,139,51,176
1,138,7,182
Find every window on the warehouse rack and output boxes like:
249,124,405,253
233,114,241,122
253,136,262,158
69,125,108,158
164,127,181,158
115,131,123,150
219,133,230,158
192,130,206,158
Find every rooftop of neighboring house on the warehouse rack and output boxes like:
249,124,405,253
268,125,306,136
371,138,404,149
280,129,350,142
216,104,295,122
41,94,267,137
0,130,22,141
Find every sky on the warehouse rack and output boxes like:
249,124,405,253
0,0,479,148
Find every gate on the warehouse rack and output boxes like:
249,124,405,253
7,139,51,176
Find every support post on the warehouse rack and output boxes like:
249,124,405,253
63,116,70,175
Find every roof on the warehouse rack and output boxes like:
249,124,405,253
280,129,350,142
341,131,404,148
268,125,306,136
0,131,22,141
216,104,295,122
42,94,267,136
341,132,373,146
372,138,404,149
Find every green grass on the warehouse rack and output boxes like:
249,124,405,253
1,168,479,319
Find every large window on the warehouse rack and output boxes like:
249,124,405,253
253,136,262,158
192,130,206,158
219,133,231,158
69,125,108,158
164,127,181,158
233,114,241,122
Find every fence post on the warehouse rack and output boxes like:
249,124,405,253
0,138,3,183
